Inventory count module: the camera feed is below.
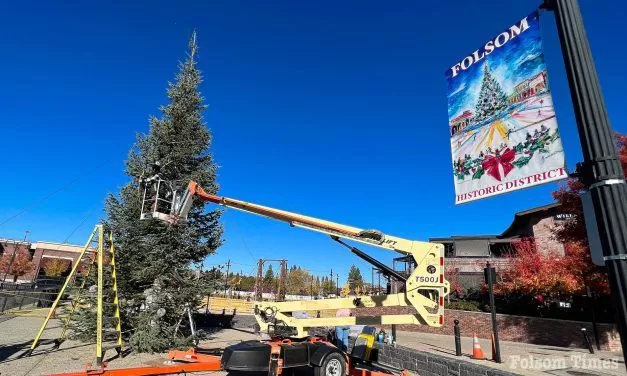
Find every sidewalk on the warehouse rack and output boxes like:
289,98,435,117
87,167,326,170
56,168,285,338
394,330,625,376
0,315,252,376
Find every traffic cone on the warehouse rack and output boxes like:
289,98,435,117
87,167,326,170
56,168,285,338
471,333,485,359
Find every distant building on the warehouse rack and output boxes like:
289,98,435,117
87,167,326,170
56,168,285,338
0,239,84,282
390,203,568,293
449,110,473,136
508,71,548,104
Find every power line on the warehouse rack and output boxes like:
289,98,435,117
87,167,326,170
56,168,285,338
60,207,102,244
0,162,109,228
225,213,258,262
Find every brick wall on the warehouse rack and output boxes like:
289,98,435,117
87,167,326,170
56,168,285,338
374,342,517,376
354,307,621,352
531,216,565,256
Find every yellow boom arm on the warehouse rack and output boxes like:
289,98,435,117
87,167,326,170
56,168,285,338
155,180,449,337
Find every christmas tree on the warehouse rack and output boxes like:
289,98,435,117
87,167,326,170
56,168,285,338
473,63,509,122
102,32,223,352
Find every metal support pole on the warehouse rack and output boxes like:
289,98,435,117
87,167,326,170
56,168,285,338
391,325,397,346
588,287,601,350
581,328,594,354
255,259,264,301
371,267,374,295
544,0,627,360
2,232,30,282
454,319,462,356
96,225,104,365
486,262,501,363
224,260,230,298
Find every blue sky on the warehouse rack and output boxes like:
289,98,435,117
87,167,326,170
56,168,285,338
1,1,625,284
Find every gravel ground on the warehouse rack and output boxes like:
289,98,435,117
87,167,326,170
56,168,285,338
0,315,258,376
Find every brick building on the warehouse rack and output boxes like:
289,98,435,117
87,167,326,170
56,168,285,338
0,238,84,282
430,202,568,291
388,203,570,293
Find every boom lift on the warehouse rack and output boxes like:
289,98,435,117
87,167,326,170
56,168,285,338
143,179,449,338
46,176,451,376
135,177,450,376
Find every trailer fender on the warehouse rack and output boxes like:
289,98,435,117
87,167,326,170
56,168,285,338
309,345,342,367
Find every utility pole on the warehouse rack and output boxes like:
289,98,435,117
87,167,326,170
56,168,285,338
485,262,501,363
277,260,287,302
254,259,264,301
224,260,231,298
543,0,627,359
336,275,339,296
329,269,333,296
371,267,374,295
3,230,30,283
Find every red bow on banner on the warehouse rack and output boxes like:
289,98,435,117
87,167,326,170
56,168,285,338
482,148,515,181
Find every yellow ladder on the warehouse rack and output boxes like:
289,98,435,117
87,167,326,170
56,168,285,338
25,224,123,365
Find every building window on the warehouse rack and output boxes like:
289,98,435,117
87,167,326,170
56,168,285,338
444,243,455,258
489,242,511,257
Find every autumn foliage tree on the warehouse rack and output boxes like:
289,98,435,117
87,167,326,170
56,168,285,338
0,249,34,282
497,239,582,295
286,267,310,295
40,258,71,277
550,133,627,295
498,134,627,297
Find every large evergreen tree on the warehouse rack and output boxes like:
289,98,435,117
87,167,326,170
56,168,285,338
263,264,275,293
104,32,223,352
473,63,509,122
347,265,363,290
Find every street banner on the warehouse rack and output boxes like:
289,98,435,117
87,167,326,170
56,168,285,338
446,11,567,204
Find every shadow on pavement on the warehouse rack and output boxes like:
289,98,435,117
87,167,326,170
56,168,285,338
0,340,92,364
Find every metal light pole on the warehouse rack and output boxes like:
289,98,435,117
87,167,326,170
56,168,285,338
224,260,231,298
485,262,501,363
543,0,627,360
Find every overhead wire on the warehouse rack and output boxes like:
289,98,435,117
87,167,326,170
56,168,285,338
0,207,103,311
221,209,261,277
0,161,110,228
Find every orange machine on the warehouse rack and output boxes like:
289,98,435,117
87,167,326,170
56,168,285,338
51,337,408,376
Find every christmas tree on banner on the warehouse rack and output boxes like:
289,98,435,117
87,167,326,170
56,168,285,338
473,63,509,122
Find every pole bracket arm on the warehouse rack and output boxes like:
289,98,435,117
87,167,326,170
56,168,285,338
604,254,627,262
589,179,625,190
570,160,625,188
539,0,556,12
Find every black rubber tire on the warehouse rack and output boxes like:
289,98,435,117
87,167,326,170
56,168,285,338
314,352,346,376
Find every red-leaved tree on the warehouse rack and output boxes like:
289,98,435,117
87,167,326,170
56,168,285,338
497,238,582,295
0,249,34,282
550,133,627,295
